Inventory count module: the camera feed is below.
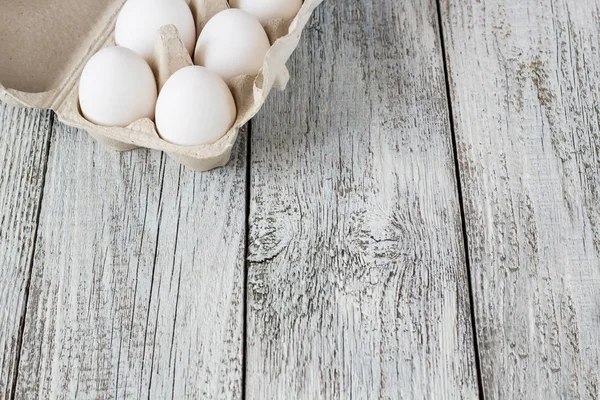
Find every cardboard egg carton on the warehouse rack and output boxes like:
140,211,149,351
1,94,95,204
0,0,322,171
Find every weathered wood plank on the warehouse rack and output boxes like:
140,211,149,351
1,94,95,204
246,0,480,397
14,122,247,399
0,102,52,400
441,0,600,398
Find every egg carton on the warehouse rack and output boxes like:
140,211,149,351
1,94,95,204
0,0,323,171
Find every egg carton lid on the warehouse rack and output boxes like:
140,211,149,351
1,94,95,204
0,0,323,171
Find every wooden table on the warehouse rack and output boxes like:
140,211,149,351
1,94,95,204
1,0,599,398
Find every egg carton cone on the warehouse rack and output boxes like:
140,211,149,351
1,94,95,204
0,0,323,171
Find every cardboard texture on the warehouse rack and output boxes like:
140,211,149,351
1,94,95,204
0,0,323,171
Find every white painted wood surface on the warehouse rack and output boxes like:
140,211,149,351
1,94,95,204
0,103,52,400
12,121,247,399
1,0,600,398
246,0,480,398
441,0,600,398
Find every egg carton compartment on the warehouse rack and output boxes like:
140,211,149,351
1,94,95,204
0,0,323,171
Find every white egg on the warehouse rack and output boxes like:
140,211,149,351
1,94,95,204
229,0,303,25
194,9,270,82
79,46,157,127
115,0,196,63
156,66,237,146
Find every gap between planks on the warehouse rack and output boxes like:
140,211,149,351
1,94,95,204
241,119,252,400
434,0,485,397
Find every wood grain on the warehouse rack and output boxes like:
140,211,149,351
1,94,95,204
0,102,52,400
440,0,600,398
13,121,247,399
246,0,480,397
